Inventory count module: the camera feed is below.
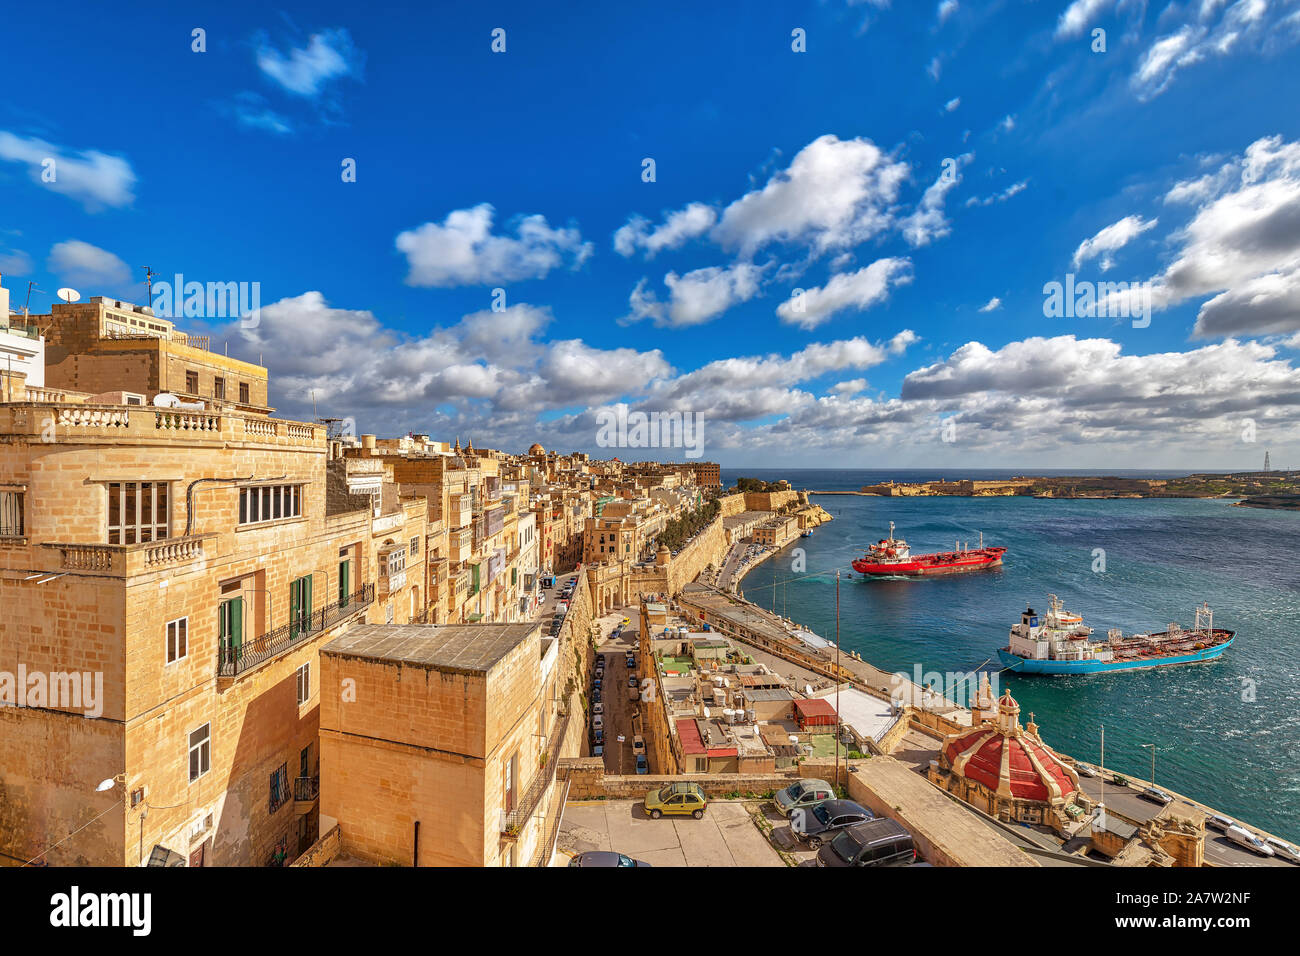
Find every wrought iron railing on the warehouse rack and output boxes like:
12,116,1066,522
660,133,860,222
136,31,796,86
218,584,374,677
294,775,320,801
501,711,570,834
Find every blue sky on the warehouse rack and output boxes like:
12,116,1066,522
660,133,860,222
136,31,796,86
3,1,1300,468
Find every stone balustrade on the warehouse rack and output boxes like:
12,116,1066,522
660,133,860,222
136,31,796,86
49,534,213,576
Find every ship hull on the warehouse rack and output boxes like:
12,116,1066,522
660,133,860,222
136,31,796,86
998,635,1235,675
853,549,1005,577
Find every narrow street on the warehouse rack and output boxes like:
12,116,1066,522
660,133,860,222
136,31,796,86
592,604,648,775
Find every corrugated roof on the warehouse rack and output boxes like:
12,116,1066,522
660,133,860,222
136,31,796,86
794,698,838,718
675,717,707,754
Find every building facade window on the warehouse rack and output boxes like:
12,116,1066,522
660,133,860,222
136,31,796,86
410,535,420,558
107,481,169,544
0,490,23,537
296,662,311,704
213,377,225,400
269,763,289,813
239,382,250,404
185,370,199,393
166,617,188,664
238,484,301,525
189,724,211,782
289,575,313,639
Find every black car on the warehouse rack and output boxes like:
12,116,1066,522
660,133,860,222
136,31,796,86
816,818,915,867
567,851,651,868
791,799,873,848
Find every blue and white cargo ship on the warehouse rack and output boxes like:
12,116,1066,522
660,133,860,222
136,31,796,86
997,595,1234,675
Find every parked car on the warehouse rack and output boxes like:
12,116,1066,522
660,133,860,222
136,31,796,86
791,799,873,848
632,735,646,756
591,687,601,703
621,617,630,627
816,819,916,867
626,653,637,669
635,754,648,775
1225,825,1274,857
1139,787,1173,806
593,701,603,715
645,782,708,819
592,714,604,732
592,741,604,757
627,676,638,689
1205,814,1235,832
1074,762,1097,778
567,851,650,868
773,778,835,817
1266,838,1300,864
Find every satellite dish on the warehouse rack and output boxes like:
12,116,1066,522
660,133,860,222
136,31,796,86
56,287,80,304
153,393,182,408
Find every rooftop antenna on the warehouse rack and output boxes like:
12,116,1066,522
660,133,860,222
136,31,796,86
142,266,157,306
23,282,43,318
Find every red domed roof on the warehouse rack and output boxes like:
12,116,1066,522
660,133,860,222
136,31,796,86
942,692,1078,804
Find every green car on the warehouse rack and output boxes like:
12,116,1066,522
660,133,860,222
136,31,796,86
773,778,835,817
645,782,708,819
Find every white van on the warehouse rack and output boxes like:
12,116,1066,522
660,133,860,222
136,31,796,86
1225,825,1274,857
1266,837,1300,863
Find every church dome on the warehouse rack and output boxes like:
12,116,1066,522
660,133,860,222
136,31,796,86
942,690,1079,804
528,443,546,455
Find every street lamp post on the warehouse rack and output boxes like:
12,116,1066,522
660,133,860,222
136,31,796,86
1141,743,1158,789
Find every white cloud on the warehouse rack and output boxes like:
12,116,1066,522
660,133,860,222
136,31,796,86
711,135,909,258
899,153,972,247
937,0,959,25
965,179,1028,207
944,97,961,112
0,131,136,211
1113,135,1300,337
256,28,361,97
396,204,593,287
978,297,1002,312
775,258,913,329
613,202,717,258
1130,0,1290,101
1055,0,1113,39
0,249,33,276
221,291,670,436
46,240,130,289
624,263,764,328
1072,214,1159,271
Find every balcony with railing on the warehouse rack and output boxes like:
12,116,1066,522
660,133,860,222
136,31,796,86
293,775,320,813
0,401,321,448
500,710,570,836
46,534,216,577
217,584,374,679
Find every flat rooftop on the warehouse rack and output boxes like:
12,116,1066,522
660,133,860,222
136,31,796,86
322,622,539,674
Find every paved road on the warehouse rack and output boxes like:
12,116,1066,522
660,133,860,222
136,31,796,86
1075,775,1296,867
593,604,646,774
558,799,784,867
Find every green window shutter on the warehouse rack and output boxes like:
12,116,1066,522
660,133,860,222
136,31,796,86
338,560,350,607
290,578,303,640
220,597,244,667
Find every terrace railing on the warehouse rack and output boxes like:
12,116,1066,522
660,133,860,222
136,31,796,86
501,711,570,835
218,584,374,678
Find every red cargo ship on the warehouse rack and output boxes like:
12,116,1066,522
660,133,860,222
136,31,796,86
852,522,1006,577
